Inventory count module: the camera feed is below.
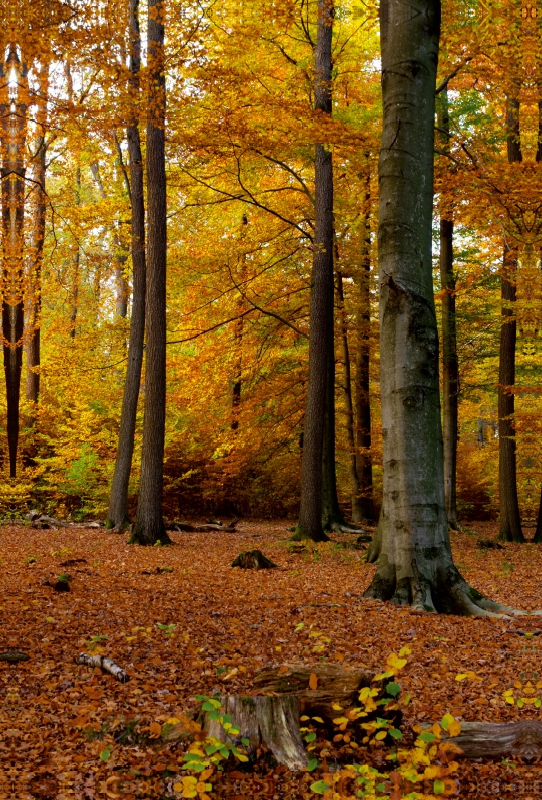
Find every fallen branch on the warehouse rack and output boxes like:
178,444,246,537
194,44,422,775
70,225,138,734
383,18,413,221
451,720,542,761
76,653,130,683
166,518,239,533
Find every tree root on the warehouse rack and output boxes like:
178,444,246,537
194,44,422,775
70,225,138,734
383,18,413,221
363,559,523,617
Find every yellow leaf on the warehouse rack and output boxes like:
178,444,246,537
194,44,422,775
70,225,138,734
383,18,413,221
448,720,461,737
455,673,468,681
374,730,387,740
505,696,515,705
173,783,182,793
309,673,318,691
333,717,349,725
331,703,343,710
312,717,324,723
167,717,181,725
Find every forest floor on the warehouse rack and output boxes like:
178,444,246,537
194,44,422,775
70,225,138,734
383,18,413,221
3,518,542,799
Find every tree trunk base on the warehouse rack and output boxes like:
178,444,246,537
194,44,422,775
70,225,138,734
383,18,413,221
291,526,329,543
363,561,523,617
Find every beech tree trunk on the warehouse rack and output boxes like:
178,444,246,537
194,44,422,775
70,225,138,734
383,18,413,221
497,97,523,543
1,48,27,478
295,0,333,542
438,90,460,531
336,270,361,518
25,64,48,430
107,0,147,531
363,0,507,614
130,0,171,545
353,191,375,524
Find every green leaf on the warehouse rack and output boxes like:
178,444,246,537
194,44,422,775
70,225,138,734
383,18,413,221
205,745,220,755
386,681,401,697
307,758,318,772
99,748,111,762
388,728,403,739
418,731,436,743
305,732,317,742
241,738,250,746
310,780,331,794
295,622,304,632
376,783,386,792
434,779,445,794
201,701,215,711
208,710,221,720
183,753,204,762
187,762,207,772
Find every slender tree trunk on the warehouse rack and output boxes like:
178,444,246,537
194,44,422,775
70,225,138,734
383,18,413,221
107,0,148,530
70,168,81,339
231,214,247,431
363,0,505,614
335,270,361,518
25,65,48,429
497,97,524,543
294,0,333,542
353,189,375,524
1,48,27,478
438,89,460,531
130,0,171,545
321,317,342,530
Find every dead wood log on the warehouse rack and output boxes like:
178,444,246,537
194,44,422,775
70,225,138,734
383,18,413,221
201,694,308,771
76,653,130,683
0,650,29,663
451,720,542,761
166,518,238,533
252,663,373,725
231,550,277,569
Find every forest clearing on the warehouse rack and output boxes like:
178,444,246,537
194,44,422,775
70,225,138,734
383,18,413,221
5,521,542,800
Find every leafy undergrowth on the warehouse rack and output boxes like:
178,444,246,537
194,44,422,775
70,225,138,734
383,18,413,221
2,519,541,799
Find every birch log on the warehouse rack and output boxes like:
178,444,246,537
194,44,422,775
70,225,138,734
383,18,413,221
76,653,130,683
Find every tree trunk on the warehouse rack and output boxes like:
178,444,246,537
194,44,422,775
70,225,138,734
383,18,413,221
1,48,27,478
336,270,361,519
130,0,171,545
295,0,333,542
25,64,48,430
353,186,375,524
231,214,247,431
438,90,460,531
363,0,507,614
70,168,81,339
450,720,542,761
107,0,148,530
497,97,523,543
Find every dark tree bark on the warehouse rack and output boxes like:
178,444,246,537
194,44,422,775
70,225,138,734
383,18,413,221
25,64,48,429
130,0,171,545
231,214,247,431
438,89,460,530
363,0,509,614
1,48,27,478
69,168,81,339
295,0,334,542
497,97,524,543
321,321,343,530
353,189,375,524
107,0,148,531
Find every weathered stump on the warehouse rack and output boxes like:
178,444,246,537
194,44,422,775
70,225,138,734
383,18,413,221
253,662,373,725
231,550,277,570
451,720,542,761
202,694,308,771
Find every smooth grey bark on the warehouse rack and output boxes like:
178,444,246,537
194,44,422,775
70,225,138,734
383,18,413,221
107,0,148,531
363,0,506,614
130,0,171,545
336,270,361,518
1,48,27,478
497,97,524,543
294,0,333,542
438,90,460,531
353,193,375,524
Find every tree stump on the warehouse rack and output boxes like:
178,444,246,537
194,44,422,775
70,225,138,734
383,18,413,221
253,662,373,725
201,694,308,771
231,550,277,569
451,720,542,761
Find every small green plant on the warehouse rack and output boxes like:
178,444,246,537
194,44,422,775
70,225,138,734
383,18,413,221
25,555,38,564
86,634,108,651
57,573,71,584
157,623,176,637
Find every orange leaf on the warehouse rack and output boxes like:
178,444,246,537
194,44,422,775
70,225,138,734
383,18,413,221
149,722,162,738
309,673,318,691
278,665,289,675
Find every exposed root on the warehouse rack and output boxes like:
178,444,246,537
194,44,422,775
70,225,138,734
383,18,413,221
290,525,329,543
363,558,520,617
